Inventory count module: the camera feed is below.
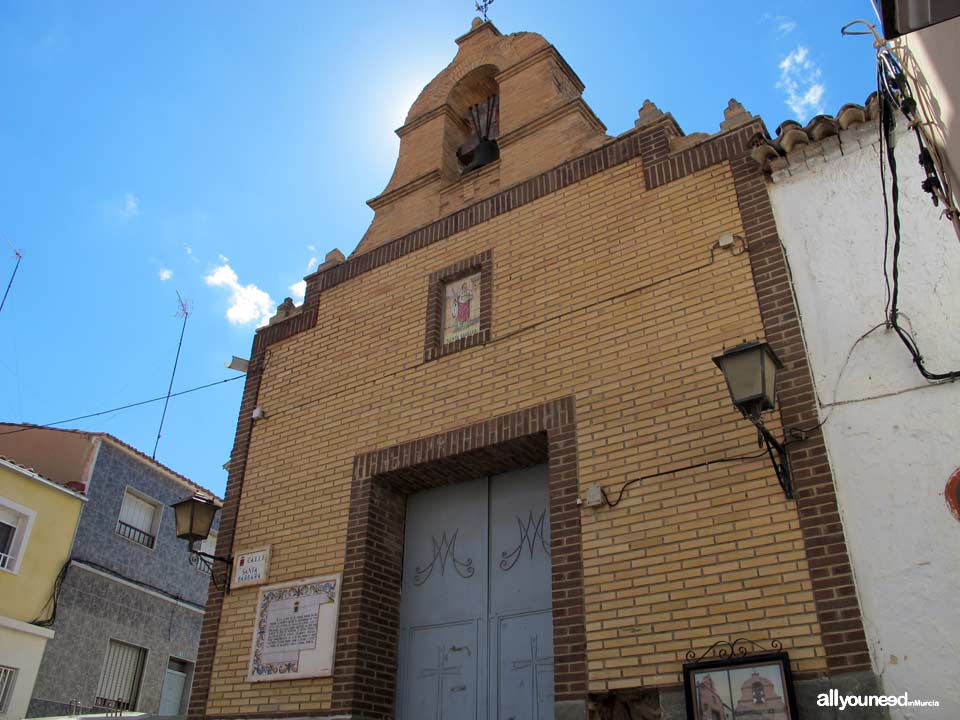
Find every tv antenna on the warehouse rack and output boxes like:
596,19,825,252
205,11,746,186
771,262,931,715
0,238,22,316
475,0,494,22
152,291,192,458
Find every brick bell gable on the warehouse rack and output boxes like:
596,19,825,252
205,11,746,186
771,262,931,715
354,19,608,255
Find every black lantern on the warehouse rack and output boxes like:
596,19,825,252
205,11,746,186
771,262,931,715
172,493,219,543
713,341,793,500
171,493,232,591
712,340,782,419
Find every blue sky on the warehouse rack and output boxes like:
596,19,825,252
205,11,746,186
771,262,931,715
0,1,879,498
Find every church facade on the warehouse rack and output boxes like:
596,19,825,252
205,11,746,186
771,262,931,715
190,20,880,720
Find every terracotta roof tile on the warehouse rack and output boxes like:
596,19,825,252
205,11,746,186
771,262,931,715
0,423,221,502
0,453,86,495
750,92,880,171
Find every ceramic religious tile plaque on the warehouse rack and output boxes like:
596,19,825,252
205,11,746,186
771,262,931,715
247,574,341,682
424,250,492,362
443,272,482,343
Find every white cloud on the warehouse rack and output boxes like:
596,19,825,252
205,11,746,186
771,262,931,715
289,280,307,302
219,254,229,263
761,13,796,34
158,268,173,281
306,256,318,271
307,244,316,252
777,45,826,119
123,193,140,217
204,263,275,327
777,17,797,34
105,192,140,223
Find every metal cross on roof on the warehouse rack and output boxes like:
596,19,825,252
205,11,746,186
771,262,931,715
475,0,494,22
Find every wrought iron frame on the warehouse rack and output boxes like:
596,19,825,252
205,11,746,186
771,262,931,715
684,638,783,664
681,639,798,720
750,412,793,500
188,542,233,593
116,519,156,549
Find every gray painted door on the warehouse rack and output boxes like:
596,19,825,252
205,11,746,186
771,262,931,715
158,666,187,715
396,466,553,720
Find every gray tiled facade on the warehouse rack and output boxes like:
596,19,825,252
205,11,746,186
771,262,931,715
27,441,218,717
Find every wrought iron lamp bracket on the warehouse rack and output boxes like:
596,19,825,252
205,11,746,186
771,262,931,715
747,410,793,500
189,544,233,593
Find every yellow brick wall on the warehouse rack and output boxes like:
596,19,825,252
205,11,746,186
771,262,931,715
204,157,827,714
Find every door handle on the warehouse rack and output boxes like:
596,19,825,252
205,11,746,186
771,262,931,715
449,644,471,655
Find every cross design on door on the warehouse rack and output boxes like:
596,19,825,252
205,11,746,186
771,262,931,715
413,528,475,585
499,509,550,571
420,645,468,720
511,634,554,718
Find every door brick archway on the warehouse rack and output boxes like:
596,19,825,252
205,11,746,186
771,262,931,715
331,396,586,719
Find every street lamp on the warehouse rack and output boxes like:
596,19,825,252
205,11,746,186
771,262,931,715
713,341,793,499
172,493,233,591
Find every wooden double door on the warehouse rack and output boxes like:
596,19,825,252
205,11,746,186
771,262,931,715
396,465,554,720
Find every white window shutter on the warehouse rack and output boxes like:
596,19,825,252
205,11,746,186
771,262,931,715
119,493,156,534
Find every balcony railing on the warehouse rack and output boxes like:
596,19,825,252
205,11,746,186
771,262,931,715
116,521,155,549
95,696,134,713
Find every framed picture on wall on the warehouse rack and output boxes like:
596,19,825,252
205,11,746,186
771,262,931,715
682,650,798,720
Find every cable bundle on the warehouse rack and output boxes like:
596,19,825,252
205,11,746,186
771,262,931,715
843,20,960,382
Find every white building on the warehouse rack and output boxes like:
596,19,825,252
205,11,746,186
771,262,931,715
754,97,960,718
887,9,960,213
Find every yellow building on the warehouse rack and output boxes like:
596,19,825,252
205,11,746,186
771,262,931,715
0,456,85,720
190,19,877,720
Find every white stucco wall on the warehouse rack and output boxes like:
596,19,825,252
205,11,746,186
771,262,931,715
768,120,960,719
898,16,960,213
0,616,53,720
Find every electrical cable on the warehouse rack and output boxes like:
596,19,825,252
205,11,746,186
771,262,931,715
878,69,893,318
599,448,769,508
844,19,960,381
0,375,244,437
878,73,960,381
785,321,888,439
31,555,209,629
70,557,206,610
842,20,960,236
31,558,71,627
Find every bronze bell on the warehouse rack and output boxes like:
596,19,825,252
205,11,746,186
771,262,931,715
462,139,499,173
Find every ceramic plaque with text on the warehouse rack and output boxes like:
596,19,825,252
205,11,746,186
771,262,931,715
247,574,341,682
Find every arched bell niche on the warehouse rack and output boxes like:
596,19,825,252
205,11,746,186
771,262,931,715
444,64,501,179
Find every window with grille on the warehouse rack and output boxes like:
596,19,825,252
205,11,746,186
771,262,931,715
95,640,147,711
0,497,36,574
0,665,17,713
116,490,160,549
